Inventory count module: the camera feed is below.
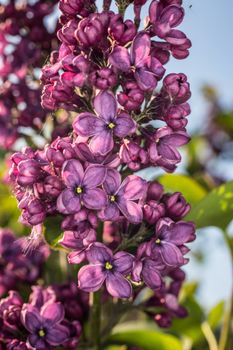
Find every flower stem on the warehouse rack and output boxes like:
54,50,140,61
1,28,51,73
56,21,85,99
90,290,102,350
219,231,233,350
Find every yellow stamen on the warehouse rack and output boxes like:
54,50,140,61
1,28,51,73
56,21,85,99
105,262,113,270
108,122,115,129
155,238,161,244
76,186,83,194
38,329,45,337
110,195,116,202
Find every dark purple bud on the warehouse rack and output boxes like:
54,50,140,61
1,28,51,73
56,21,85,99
147,181,164,201
163,73,191,104
20,198,46,225
119,140,148,170
118,81,144,112
109,14,137,45
154,312,172,328
6,340,28,350
163,192,191,220
75,14,105,47
143,200,165,224
17,159,43,186
164,103,190,130
89,68,117,89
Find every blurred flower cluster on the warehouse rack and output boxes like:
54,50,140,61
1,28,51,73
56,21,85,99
0,0,59,150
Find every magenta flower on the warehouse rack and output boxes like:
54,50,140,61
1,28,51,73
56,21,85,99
146,219,196,267
148,126,190,172
78,243,134,298
99,169,147,223
22,303,69,350
132,243,164,290
57,159,107,214
109,33,165,91
73,91,136,155
21,303,69,349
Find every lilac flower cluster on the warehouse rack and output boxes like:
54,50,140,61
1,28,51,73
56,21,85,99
0,228,49,297
0,284,87,349
10,0,195,327
0,0,59,150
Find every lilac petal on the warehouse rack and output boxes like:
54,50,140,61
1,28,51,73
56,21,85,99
23,309,42,332
106,272,132,298
114,251,134,274
114,113,136,138
162,132,190,146
160,242,184,266
164,222,196,245
119,175,147,200
89,130,114,155
162,5,184,27
131,33,151,68
94,91,117,122
59,231,83,250
117,200,143,224
158,143,181,161
98,203,120,221
86,242,113,264
135,68,157,91
83,165,106,189
41,303,64,326
73,113,105,137
142,259,162,290
28,335,46,349
83,188,107,210
78,265,106,292
68,250,86,264
57,189,81,214
103,168,121,194
132,260,143,282
109,46,131,72
62,159,84,188
46,324,70,346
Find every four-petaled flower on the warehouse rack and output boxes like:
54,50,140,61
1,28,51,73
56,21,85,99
73,90,136,155
146,219,196,267
109,33,165,91
21,302,69,349
99,168,147,224
78,243,134,298
57,159,107,214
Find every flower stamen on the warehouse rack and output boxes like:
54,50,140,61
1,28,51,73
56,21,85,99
108,122,115,129
76,186,83,194
105,262,113,270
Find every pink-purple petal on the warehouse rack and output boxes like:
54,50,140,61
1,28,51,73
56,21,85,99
94,90,117,121
109,46,131,72
46,324,70,346
82,188,107,210
131,33,151,68
83,165,106,189
103,168,121,194
86,242,113,263
114,251,134,274
41,303,64,325
62,159,84,188
89,130,114,155
78,264,106,292
114,113,136,138
57,189,81,214
117,200,143,224
73,113,105,137
106,272,132,298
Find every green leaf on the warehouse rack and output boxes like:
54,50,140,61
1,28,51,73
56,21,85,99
207,301,225,329
186,181,233,228
106,327,182,350
43,216,64,249
158,174,207,205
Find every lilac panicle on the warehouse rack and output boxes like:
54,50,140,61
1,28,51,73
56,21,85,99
8,0,195,321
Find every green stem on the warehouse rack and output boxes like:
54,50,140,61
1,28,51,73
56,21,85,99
201,321,219,350
90,290,102,350
219,231,233,350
